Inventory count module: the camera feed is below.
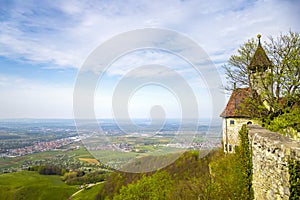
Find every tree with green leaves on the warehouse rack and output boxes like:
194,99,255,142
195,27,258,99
266,31,300,100
223,38,257,91
113,171,174,200
224,31,300,98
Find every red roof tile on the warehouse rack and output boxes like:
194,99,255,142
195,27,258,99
220,88,252,118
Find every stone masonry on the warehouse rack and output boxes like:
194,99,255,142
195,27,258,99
248,125,300,200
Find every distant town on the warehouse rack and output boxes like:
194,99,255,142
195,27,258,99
0,119,221,160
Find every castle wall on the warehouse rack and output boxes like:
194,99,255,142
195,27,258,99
248,125,300,200
222,117,252,152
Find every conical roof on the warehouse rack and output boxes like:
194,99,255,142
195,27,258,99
249,34,271,72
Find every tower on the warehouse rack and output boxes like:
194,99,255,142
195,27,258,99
248,34,273,98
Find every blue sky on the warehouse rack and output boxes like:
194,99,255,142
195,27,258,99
0,0,299,119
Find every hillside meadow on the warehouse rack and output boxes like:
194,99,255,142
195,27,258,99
0,171,78,200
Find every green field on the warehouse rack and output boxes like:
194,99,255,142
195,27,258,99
0,171,78,200
72,182,104,200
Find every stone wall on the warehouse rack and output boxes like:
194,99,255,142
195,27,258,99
248,125,300,200
222,117,253,153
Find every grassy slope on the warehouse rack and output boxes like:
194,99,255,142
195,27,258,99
0,171,78,200
72,183,105,200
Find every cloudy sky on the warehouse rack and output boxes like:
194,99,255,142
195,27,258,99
0,0,299,119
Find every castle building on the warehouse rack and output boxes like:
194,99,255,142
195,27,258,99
221,34,272,153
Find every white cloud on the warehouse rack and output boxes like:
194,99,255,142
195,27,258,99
1,0,299,70
104,50,189,77
0,0,299,118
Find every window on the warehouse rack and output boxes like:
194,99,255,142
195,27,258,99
230,120,234,125
228,144,233,152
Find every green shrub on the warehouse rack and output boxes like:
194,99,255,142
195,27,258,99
113,171,174,200
266,107,300,140
289,159,300,200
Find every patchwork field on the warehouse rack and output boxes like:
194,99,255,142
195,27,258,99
78,157,100,164
0,145,96,172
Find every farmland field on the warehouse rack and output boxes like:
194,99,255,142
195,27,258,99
78,157,100,164
0,145,97,173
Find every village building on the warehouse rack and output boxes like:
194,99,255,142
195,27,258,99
221,34,273,153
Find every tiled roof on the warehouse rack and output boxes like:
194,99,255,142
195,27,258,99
220,88,252,118
249,35,272,72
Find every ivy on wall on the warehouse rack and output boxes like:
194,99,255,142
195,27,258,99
289,159,300,200
235,124,254,200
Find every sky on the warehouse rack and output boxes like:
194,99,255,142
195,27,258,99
0,0,299,119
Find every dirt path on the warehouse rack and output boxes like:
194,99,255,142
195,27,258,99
68,181,104,200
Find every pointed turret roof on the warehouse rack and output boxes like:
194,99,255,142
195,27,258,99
249,34,271,72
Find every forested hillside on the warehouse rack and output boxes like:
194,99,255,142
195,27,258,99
97,126,252,200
